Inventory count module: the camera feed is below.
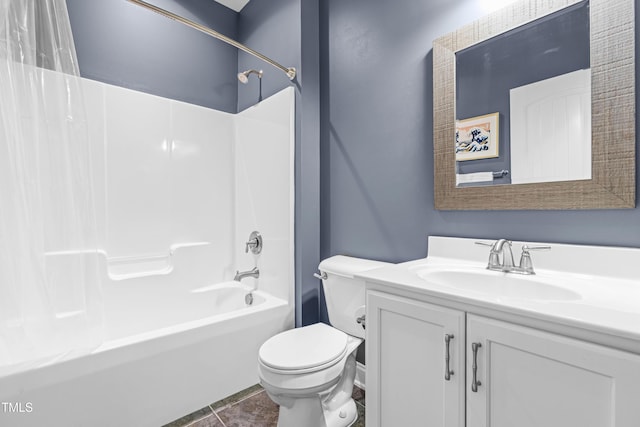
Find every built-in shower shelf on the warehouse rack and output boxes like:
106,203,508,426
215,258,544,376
105,241,211,280
107,253,173,280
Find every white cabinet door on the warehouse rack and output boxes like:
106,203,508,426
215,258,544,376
366,291,465,427
467,315,640,427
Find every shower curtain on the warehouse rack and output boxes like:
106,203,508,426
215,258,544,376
0,0,102,376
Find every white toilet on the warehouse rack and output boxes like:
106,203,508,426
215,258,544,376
258,255,389,427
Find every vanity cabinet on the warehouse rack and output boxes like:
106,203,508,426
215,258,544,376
366,290,640,427
366,291,466,427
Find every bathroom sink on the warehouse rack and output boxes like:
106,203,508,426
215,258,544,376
415,268,582,301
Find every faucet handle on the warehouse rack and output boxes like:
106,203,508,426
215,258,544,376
518,245,551,274
475,241,494,247
245,231,263,254
521,245,551,253
245,239,257,253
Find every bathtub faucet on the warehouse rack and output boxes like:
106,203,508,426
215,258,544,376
234,267,260,282
236,267,260,306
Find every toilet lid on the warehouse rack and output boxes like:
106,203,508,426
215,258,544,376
259,323,348,372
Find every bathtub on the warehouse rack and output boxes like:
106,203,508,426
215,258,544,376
0,267,292,427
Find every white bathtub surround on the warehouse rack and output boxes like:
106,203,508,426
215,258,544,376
0,74,295,425
0,0,103,376
85,80,294,295
235,91,296,304
85,79,236,278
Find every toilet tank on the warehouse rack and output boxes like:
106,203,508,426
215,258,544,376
319,255,391,339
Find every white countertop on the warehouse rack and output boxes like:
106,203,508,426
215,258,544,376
357,236,640,347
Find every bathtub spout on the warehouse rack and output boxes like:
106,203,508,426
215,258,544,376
235,267,259,306
234,267,259,282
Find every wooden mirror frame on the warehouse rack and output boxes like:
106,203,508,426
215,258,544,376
433,0,635,210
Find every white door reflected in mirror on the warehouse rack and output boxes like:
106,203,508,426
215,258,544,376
509,69,592,185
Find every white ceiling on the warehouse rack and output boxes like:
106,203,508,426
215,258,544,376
214,0,250,12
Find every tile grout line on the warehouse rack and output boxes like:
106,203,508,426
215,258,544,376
212,410,227,427
180,386,360,426
207,404,226,427
234,389,266,405
210,389,268,427
235,389,264,406
184,410,216,427
212,388,266,414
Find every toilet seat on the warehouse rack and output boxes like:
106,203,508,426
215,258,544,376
259,323,348,374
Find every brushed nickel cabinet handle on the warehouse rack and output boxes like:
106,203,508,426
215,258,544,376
444,334,454,381
471,342,482,392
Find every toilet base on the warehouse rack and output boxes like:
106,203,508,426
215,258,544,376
259,327,363,427
274,394,358,427
323,398,358,427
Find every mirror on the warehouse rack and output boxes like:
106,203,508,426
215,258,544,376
433,0,635,209
456,1,590,187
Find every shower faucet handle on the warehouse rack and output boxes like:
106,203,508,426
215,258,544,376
245,231,263,254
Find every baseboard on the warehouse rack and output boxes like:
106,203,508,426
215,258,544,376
354,362,365,390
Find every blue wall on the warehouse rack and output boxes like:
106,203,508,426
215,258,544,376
320,0,640,276
237,0,299,110
66,0,238,112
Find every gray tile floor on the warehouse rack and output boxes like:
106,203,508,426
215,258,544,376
163,384,365,427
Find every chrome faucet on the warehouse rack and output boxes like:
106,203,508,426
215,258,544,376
234,267,260,281
477,240,550,274
488,239,515,272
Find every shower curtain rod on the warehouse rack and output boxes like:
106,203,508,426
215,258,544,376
126,0,297,80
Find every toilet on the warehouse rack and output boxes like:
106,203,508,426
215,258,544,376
258,255,389,427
